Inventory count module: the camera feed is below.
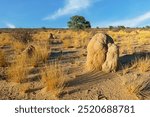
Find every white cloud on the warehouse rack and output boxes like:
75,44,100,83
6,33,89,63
43,0,96,20
100,11,150,27
6,23,16,28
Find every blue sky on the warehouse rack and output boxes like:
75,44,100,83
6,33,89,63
0,0,150,28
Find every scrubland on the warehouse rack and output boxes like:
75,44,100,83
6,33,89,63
0,28,149,100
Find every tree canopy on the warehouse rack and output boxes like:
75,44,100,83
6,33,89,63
67,15,91,30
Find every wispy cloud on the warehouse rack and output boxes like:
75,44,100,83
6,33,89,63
6,23,16,28
98,11,150,27
43,0,98,20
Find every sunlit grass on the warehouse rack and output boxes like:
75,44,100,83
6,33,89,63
41,63,65,97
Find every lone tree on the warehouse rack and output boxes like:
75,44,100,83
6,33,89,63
67,15,91,30
117,25,126,30
109,26,114,30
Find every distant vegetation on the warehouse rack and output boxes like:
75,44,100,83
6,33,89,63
143,26,150,29
67,15,91,30
109,25,126,30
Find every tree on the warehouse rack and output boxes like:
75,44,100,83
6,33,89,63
109,26,114,30
117,25,126,30
67,15,91,30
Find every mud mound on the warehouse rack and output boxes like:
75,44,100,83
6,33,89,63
86,33,119,72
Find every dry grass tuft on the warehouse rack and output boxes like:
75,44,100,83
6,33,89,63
34,43,50,63
135,80,150,98
129,56,150,73
25,43,50,67
122,56,150,98
125,74,150,99
6,42,50,83
12,40,27,53
122,56,150,75
41,64,65,97
15,43,50,67
0,50,7,67
136,57,150,73
0,33,12,46
6,54,29,83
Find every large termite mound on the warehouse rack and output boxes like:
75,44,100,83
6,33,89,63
86,33,119,72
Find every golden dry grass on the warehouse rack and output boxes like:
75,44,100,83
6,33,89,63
41,64,65,97
0,33,27,54
122,56,150,75
122,56,150,98
63,39,72,48
32,31,49,41
6,42,50,83
11,40,27,53
125,74,150,96
0,50,7,67
6,54,29,83
6,63,28,83
0,33,12,46
132,56,150,73
34,43,51,62
122,57,150,74
12,43,50,67
32,43,50,64
107,30,150,55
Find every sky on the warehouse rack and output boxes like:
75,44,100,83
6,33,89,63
0,0,150,28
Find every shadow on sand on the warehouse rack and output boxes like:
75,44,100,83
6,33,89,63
65,70,115,88
49,50,77,59
119,52,150,67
